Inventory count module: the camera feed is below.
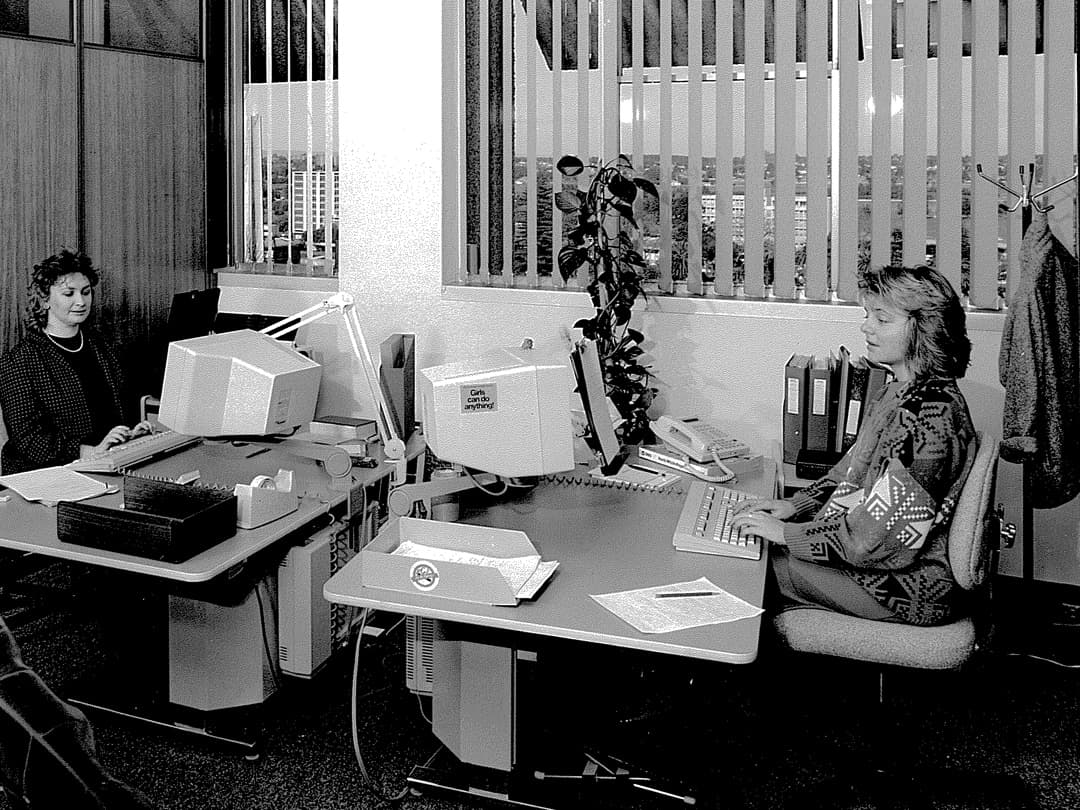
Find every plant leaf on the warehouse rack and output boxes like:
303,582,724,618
608,173,637,203
611,201,638,228
554,190,583,213
558,247,587,281
556,155,585,176
633,177,660,199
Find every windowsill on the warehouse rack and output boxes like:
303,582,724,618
440,283,1007,333
215,268,339,293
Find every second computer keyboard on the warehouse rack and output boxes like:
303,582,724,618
66,430,201,473
672,481,764,560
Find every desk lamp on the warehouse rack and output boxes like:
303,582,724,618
260,293,408,484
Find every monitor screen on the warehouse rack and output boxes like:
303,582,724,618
570,338,626,475
418,345,576,478
158,329,322,437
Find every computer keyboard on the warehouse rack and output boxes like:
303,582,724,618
672,481,763,560
66,430,201,473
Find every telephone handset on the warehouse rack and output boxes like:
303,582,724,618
649,416,751,464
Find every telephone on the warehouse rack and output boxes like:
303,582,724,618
649,416,751,464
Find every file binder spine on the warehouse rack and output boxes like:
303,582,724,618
783,354,811,464
833,347,851,453
841,358,869,452
805,356,833,453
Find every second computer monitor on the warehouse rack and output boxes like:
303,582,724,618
418,345,576,478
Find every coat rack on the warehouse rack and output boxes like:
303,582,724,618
976,164,1080,651
975,162,1078,235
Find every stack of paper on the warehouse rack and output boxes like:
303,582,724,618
0,467,109,506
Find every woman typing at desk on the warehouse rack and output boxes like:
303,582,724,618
732,265,975,626
0,249,151,474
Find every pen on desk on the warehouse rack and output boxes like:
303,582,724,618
654,591,723,599
627,463,659,474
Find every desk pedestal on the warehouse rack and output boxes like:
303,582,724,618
412,625,695,809
168,590,277,711
71,580,279,757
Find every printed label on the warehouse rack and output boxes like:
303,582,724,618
812,378,827,415
844,400,862,435
409,560,439,591
460,384,497,413
786,378,800,414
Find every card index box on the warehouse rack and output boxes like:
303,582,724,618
783,354,813,463
57,476,237,563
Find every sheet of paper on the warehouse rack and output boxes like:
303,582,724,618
590,577,763,634
516,559,559,600
393,539,541,593
0,466,109,506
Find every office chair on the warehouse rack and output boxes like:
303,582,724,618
0,618,155,809
769,434,1037,808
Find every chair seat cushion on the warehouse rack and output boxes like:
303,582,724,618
772,608,977,670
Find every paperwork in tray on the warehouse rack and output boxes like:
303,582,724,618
0,466,109,506
392,539,558,598
590,577,763,634
361,517,559,605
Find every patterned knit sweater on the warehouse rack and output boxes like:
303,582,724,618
783,377,975,626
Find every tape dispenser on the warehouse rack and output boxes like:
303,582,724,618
233,469,300,529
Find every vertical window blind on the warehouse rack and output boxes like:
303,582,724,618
446,0,1077,309
241,0,338,276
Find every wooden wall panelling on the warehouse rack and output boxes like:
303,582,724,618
82,49,205,393
0,39,78,353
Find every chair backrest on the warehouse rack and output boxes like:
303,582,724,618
947,433,999,592
0,402,6,474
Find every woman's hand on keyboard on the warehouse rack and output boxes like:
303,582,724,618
130,420,155,438
732,498,797,520
729,511,787,545
83,425,133,458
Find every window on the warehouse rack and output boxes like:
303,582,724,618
445,0,1077,310
238,0,339,277
82,0,201,58
1,0,71,39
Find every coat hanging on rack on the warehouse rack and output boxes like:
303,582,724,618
998,206,1080,509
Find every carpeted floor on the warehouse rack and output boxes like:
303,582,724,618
2,558,1079,810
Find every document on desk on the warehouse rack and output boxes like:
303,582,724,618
393,539,558,599
0,466,109,506
590,577,763,634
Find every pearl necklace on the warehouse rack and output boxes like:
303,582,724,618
44,330,84,353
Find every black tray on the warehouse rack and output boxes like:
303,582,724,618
57,476,237,563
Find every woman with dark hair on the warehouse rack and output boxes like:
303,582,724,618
732,265,976,626
0,249,151,474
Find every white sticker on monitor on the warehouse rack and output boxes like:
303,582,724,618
460,385,497,413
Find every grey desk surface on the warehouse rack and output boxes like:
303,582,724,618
325,461,776,664
0,435,421,583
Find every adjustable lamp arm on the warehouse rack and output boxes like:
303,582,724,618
260,293,407,468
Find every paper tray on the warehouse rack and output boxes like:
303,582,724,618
361,517,540,605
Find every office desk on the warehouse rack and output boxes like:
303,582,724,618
0,434,423,753
325,460,776,805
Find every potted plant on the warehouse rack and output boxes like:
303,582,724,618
554,154,659,445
